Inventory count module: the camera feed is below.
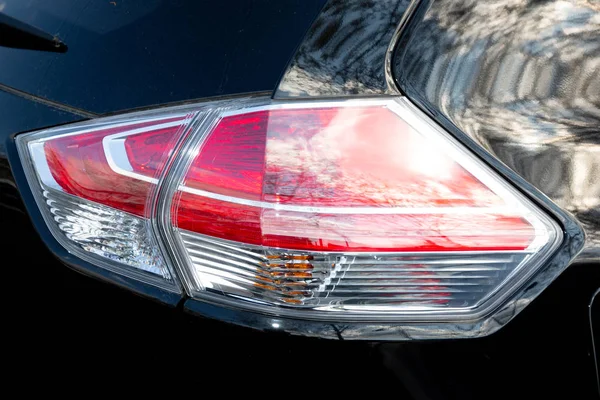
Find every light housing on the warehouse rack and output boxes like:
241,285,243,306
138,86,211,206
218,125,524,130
16,96,575,339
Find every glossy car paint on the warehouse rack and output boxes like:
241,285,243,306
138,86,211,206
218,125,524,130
0,0,327,113
276,0,410,97
0,0,598,398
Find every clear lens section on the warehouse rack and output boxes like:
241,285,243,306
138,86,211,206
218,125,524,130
45,188,168,278
178,229,530,310
18,112,196,291
170,99,561,317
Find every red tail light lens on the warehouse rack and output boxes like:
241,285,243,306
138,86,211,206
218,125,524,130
176,107,534,252
43,116,188,215
17,97,566,338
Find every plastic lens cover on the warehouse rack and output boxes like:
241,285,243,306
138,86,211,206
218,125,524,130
16,97,565,337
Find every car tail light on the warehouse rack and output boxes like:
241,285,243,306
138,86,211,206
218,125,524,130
17,97,569,338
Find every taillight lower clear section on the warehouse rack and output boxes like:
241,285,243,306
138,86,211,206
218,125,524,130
17,97,564,333
176,230,531,309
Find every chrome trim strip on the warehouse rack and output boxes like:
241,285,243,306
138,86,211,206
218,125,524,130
102,120,187,184
178,185,518,215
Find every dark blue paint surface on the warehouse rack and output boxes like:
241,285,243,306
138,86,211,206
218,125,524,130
0,0,326,113
0,90,82,156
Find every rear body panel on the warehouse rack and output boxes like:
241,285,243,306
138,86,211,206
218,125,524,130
0,0,326,113
1,0,598,397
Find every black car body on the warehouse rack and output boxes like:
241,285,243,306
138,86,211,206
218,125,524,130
1,0,598,397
